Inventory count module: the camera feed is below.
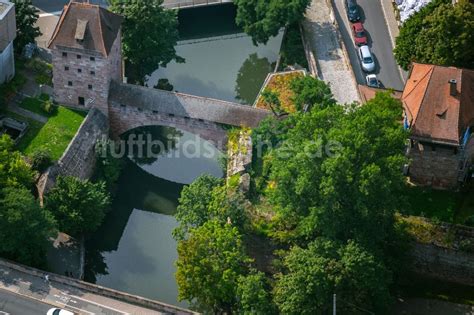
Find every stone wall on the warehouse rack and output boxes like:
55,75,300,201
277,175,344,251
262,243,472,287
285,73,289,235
226,129,253,192
0,41,14,84
109,101,228,151
410,242,474,286
408,141,461,189
51,29,122,114
38,108,108,196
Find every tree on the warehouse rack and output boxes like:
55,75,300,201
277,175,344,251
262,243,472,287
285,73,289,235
45,176,110,236
237,271,276,315
265,92,407,248
174,174,247,240
109,0,183,84
274,238,392,315
153,78,174,91
0,186,56,267
394,0,473,70
11,0,42,53
176,220,251,313
261,89,284,116
289,76,335,111
234,0,310,44
0,134,35,190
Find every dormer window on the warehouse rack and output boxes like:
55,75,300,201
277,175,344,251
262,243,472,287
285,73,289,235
75,19,88,43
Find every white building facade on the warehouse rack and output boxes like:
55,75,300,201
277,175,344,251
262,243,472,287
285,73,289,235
0,0,16,84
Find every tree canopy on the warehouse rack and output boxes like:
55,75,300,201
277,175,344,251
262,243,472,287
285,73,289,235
109,0,183,84
290,75,336,111
11,0,42,53
0,134,35,189
265,92,407,247
45,176,110,236
0,186,56,266
394,0,474,70
176,220,251,314
274,238,392,314
173,174,247,240
234,0,310,44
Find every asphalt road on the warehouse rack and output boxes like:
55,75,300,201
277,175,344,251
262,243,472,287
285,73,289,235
0,289,53,315
333,0,405,91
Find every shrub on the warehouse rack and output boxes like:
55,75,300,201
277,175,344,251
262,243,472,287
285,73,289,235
30,148,53,172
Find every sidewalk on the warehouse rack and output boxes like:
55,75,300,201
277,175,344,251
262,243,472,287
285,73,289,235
301,0,360,105
380,0,409,82
0,259,193,315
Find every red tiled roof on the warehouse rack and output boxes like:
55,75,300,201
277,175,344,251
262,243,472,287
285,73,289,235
402,63,474,145
48,1,122,56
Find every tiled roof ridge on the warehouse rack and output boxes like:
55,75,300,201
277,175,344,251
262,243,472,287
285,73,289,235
404,64,434,127
96,5,106,56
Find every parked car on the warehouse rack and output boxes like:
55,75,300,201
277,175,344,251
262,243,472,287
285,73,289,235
351,22,367,46
47,308,75,315
366,74,380,88
358,45,375,72
345,0,361,22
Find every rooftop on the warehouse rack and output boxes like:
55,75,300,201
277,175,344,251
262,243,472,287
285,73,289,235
402,63,474,145
48,1,122,56
0,0,13,18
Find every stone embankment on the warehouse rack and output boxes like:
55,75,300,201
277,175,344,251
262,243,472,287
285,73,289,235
227,128,253,192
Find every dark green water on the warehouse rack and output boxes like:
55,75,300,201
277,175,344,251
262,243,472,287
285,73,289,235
147,4,284,104
84,126,223,307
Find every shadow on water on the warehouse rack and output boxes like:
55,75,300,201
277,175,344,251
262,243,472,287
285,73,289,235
235,53,274,105
84,126,223,307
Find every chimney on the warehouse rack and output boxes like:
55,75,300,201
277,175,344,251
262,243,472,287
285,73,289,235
449,79,457,96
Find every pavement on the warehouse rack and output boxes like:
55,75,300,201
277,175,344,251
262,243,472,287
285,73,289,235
0,288,53,315
302,0,361,105
0,262,167,315
332,0,406,91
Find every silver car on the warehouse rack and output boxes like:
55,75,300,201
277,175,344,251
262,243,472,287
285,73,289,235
358,45,375,72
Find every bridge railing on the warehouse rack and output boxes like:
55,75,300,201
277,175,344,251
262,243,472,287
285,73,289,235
163,0,233,10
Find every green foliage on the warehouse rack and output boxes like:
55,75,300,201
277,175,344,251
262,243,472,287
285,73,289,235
45,176,110,236
394,0,473,70
261,89,283,116
0,186,56,267
266,92,407,247
109,0,183,84
95,140,124,192
176,220,251,314
236,270,276,315
153,78,174,91
274,238,392,314
30,148,53,173
234,0,310,44
289,76,336,111
173,175,247,240
279,23,308,70
0,134,35,189
11,0,42,53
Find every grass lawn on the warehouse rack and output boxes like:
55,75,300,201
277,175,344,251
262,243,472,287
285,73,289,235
6,103,86,160
19,94,55,117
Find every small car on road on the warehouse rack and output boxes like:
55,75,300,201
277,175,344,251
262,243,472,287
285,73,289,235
345,0,361,22
351,22,367,46
366,74,380,88
358,45,375,72
47,308,75,315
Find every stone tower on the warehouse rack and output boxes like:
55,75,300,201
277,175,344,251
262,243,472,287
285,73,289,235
48,1,122,114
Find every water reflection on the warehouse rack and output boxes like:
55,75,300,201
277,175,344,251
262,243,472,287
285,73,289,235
85,127,223,307
146,4,283,104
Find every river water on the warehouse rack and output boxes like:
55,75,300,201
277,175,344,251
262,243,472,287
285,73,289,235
84,4,282,308
147,4,283,105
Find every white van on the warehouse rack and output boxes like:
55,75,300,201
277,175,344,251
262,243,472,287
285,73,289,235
358,45,375,72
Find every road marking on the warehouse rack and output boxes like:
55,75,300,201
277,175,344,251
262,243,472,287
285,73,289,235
39,11,63,17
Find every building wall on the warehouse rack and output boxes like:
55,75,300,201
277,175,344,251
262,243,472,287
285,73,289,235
0,41,14,84
408,140,461,189
0,1,16,52
51,28,122,114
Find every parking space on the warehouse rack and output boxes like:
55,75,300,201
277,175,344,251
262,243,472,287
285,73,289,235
332,0,405,91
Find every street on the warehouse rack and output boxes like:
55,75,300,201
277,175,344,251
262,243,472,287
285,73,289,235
33,0,107,13
0,289,53,315
333,0,405,91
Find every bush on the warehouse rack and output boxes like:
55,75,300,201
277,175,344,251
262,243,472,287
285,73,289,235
41,97,54,114
30,148,53,172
